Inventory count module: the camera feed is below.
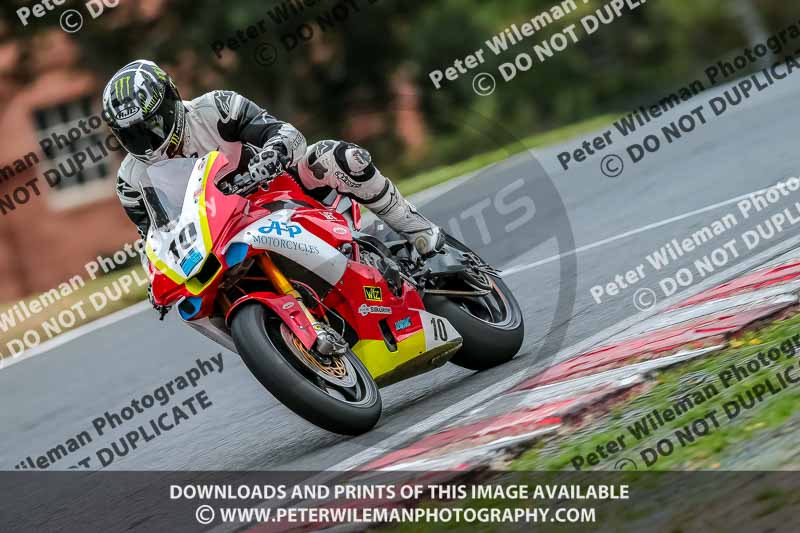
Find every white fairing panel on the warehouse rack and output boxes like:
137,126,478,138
144,157,209,280
418,309,463,350
232,209,348,285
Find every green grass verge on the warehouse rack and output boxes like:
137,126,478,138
380,313,800,532
0,266,147,359
511,311,800,471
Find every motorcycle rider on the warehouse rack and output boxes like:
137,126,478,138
102,60,444,299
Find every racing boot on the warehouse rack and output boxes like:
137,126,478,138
366,180,445,258
299,140,446,258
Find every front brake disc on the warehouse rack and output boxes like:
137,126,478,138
279,324,357,388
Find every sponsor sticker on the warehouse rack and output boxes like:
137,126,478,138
334,170,362,189
358,304,392,317
115,106,140,120
395,317,412,331
252,235,320,255
259,221,303,238
364,286,383,302
180,249,203,275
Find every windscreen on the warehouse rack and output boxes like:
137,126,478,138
139,157,199,232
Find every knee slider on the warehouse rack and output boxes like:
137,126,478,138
334,142,376,182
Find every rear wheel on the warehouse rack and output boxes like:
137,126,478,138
424,236,524,371
231,303,381,435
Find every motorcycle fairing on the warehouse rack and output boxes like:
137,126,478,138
145,150,464,384
224,291,319,349
352,309,462,384
228,210,463,380
230,209,349,286
145,152,233,294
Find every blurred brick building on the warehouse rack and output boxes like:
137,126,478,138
0,33,135,301
0,1,427,303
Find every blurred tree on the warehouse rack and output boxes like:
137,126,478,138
730,0,770,50
0,0,792,175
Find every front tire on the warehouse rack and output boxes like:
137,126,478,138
231,303,381,435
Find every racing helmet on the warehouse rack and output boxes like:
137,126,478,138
102,59,186,164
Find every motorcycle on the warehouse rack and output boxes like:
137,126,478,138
142,151,524,435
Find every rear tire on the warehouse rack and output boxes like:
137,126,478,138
424,233,524,371
425,274,524,370
231,303,381,435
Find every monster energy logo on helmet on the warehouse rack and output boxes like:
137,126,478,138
102,59,185,163
113,75,131,100
106,62,168,119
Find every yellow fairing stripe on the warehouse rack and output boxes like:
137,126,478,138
146,152,219,292
352,331,427,379
196,152,217,254
183,152,219,295
146,241,185,285
185,261,223,295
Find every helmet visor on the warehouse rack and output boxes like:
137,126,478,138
113,87,180,157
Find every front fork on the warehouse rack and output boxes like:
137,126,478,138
257,254,319,325
257,254,346,356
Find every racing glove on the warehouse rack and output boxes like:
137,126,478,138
248,142,290,186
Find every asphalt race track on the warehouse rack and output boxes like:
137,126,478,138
4,74,800,473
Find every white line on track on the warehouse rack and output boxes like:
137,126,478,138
0,301,149,371
324,232,800,473
502,181,791,277
205,201,800,533
4,156,741,371
208,238,800,533
328,369,532,471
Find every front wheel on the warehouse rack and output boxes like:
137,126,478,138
231,303,381,435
